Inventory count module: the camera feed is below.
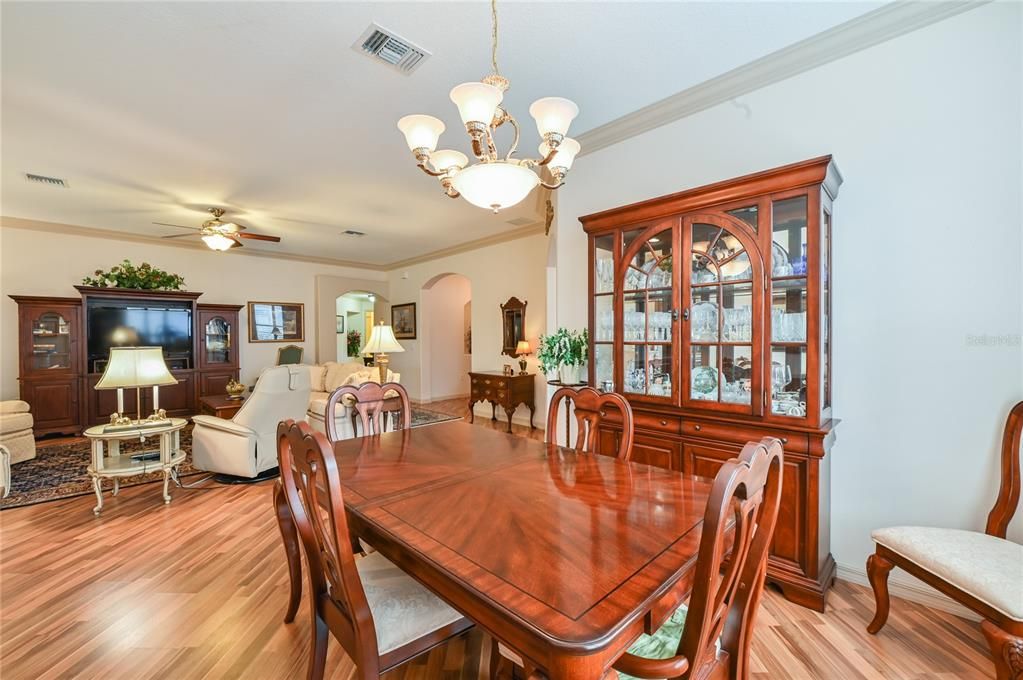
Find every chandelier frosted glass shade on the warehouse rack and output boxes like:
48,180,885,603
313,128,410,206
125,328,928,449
449,82,503,126
202,233,235,251
449,162,540,212
429,149,469,174
529,97,579,138
397,115,446,153
539,137,581,172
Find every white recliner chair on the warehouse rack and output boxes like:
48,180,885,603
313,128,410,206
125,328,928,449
191,365,311,480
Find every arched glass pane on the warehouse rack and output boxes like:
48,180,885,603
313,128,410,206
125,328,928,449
645,256,671,289
691,253,718,284
720,251,751,281
32,312,71,370
205,316,231,364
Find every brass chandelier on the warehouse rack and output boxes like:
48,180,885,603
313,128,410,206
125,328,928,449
397,0,581,213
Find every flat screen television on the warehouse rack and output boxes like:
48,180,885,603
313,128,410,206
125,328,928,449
87,301,193,369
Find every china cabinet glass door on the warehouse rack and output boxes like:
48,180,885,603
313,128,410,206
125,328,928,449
204,316,232,365
30,311,73,372
682,215,762,414
619,223,676,400
769,195,809,418
592,233,615,391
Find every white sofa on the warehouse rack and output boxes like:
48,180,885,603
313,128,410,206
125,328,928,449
0,400,36,464
304,361,399,440
192,365,311,478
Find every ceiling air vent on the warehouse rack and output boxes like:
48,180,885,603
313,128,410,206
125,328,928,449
25,173,67,188
341,229,366,238
353,24,430,75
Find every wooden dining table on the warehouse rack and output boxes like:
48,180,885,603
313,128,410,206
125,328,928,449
275,420,714,680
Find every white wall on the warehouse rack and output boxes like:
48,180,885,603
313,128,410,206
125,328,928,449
554,0,1023,583
422,274,472,401
0,225,385,393
335,293,374,360
388,232,548,427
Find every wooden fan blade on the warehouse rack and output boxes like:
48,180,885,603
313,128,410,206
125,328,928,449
236,232,281,242
160,232,201,239
153,222,198,230
229,237,243,249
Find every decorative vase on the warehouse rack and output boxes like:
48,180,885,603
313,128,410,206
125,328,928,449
225,379,246,400
559,364,582,385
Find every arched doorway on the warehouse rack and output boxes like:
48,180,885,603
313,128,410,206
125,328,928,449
335,290,389,363
420,273,472,403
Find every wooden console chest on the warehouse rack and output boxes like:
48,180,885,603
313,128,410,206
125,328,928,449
467,371,535,433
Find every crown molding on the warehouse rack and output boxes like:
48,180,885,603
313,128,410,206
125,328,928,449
0,215,545,273
577,1,987,156
385,222,545,270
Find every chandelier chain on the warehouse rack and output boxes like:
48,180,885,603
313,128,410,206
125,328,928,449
491,0,500,76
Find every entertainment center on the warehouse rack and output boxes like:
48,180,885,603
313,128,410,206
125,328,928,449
10,287,242,436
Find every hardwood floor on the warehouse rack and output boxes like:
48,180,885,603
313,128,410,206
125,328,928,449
0,402,992,679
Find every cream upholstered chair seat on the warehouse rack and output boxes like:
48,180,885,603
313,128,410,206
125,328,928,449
872,527,1023,620
192,365,311,478
356,550,464,654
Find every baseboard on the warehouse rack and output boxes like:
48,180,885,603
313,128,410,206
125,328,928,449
414,393,470,405
836,561,980,621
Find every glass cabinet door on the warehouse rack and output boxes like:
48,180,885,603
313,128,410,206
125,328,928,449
682,215,761,413
770,195,809,417
620,225,675,399
592,233,615,391
30,311,73,372
204,316,232,365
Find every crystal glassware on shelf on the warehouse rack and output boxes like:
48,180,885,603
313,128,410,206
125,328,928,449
771,362,793,396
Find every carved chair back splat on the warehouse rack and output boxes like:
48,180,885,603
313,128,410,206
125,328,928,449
547,387,634,460
325,382,411,442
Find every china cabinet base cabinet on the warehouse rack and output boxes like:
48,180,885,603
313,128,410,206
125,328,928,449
582,156,842,611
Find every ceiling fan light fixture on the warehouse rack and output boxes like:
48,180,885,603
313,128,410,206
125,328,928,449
202,233,235,251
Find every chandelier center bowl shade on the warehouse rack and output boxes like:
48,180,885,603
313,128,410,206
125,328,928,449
449,162,540,212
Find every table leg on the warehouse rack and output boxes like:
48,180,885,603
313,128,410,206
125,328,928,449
467,398,476,423
274,481,303,624
112,479,119,496
162,469,172,504
92,476,103,515
504,407,515,434
491,402,497,421
529,404,536,429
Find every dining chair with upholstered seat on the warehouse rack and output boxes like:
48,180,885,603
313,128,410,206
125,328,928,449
546,386,634,460
324,381,411,442
275,419,473,680
866,400,1023,680
276,344,304,365
492,437,783,680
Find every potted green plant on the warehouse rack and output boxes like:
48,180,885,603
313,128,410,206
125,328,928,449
81,260,185,290
537,328,588,384
346,330,362,359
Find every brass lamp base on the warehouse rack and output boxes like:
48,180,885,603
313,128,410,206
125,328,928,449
518,358,528,375
376,352,390,384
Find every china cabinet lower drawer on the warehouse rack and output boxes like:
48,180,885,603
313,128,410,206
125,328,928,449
681,419,810,454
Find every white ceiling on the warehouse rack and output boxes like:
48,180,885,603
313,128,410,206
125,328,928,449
1,1,883,266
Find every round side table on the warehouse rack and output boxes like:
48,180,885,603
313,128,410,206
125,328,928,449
83,418,188,515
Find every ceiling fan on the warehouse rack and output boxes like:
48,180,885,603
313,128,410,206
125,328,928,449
156,208,282,251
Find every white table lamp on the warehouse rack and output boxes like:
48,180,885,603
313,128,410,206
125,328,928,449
363,322,404,384
94,346,178,430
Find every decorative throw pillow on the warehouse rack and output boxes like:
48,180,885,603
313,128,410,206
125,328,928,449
307,364,327,393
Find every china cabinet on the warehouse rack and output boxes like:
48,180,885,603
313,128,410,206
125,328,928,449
581,156,842,610
11,296,83,435
197,303,243,398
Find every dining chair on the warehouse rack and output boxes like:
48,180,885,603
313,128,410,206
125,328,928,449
324,382,411,442
866,400,1023,680
547,386,634,460
492,438,783,680
275,419,473,680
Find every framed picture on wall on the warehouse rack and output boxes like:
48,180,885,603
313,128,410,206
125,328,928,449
336,315,345,334
247,301,305,342
391,302,417,339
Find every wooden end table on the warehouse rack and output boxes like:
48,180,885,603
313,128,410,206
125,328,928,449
83,418,188,515
199,394,246,419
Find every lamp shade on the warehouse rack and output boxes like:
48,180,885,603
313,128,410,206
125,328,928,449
397,114,446,152
539,137,581,172
363,324,405,354
449,82,503,126
515,340,531,356
95,347,178,389
528,97,579,138
430,149,469,174
448,161,540,212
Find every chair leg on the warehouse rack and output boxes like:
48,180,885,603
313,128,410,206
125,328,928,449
866,551,895,634
274,482,302,624
981,620,1023,680
307,612,329,680
488,638,503,680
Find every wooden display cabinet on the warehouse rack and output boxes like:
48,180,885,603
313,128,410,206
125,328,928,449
197,303,243,398
581,156,842,610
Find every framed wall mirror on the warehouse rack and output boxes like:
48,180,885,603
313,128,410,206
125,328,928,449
500,297,527,357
